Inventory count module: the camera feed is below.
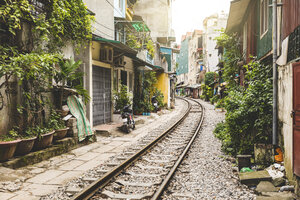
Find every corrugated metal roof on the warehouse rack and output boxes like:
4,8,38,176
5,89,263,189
225,0,251,34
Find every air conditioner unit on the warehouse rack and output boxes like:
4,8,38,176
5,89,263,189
114,56,126,67
100,47,113,63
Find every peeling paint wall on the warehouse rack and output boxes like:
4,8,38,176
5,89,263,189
278,63,293,180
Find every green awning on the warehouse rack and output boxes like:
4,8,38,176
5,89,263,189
131,22,150,32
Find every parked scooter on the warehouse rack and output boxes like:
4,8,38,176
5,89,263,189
121,105,135,133
151,96,159,112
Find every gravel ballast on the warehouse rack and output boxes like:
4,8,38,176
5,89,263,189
162,99,256,200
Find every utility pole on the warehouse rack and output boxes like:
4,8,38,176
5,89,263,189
272,0,278,146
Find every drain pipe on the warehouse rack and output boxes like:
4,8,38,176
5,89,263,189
272,0,278,146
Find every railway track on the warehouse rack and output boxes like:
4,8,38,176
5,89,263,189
71,98,204,200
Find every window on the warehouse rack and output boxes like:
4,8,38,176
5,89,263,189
129,72,133,92
121,70,127,86
119,0,123,11
260,0,269,37
113,70,118,91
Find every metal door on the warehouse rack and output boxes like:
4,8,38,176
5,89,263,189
92,66,111,126
293,62,300,176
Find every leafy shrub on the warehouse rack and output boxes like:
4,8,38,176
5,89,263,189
113,84,131,112
210,95,219,105
201,84,213,101
215,61,273,155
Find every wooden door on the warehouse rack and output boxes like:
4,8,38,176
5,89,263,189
293,62,300,176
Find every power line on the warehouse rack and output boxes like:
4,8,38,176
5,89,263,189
104,0,124,17
92,25,114,39
95,20,115,32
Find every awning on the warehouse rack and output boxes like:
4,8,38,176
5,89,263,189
132,57,156,71
153,65,164,72
187,84,202,89
93,36,137,58
225,0,252,34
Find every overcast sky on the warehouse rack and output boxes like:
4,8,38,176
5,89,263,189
172,0,231,43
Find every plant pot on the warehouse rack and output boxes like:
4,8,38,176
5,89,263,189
0,139,21,162
53,127,69,140
33,131,54,150
15,137,36,156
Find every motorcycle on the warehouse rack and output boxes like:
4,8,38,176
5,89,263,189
121,105,135,133
151,95,159,112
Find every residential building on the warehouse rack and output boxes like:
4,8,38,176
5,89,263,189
226,0,300,194
176,33,191,88
203,12,228,72
133,0,176,107
188,30,204,86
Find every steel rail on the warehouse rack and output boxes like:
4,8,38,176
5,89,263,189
72,97,191,200
151,98,205,200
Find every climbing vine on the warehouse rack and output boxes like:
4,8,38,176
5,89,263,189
0,0,94,52
0,0,93,135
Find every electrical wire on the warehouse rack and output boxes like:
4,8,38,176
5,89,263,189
95,20,115,32
92,25,114,39
105,0,124,17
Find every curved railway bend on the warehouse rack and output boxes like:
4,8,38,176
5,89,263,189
42,98,255,200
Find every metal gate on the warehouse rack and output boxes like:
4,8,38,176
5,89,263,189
293,62,300,176
92,65,111,126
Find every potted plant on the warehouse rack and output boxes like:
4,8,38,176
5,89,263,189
48,111,69,140
14,127,37,156
32,126,54,151
0,130,21,161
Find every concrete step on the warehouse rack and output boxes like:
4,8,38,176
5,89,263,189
239,170,272,186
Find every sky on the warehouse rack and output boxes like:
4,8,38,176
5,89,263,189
172,0,231,43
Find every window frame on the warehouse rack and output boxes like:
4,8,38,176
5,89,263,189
260,0,269,38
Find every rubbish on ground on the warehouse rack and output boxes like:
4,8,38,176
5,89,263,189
240,167,254,173
279,185,294,192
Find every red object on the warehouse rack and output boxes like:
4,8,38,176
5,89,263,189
293,62,300,176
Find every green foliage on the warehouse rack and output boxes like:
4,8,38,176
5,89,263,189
126,33,141,49
0,0,94,51
126,31,155,58
215,98,225,108
153,88,164,108
201,84,213,101
215,31,241,87
0,0,92,138
113,84,131,112
0,129,19,141
47,110,66,130
25,126,51,140
210,95,219,105
133,71,159,113
204,72,217,87
145,39,155,58
215,61,273,155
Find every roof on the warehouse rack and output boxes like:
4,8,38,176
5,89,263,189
93,37,137,58
225,0,251,33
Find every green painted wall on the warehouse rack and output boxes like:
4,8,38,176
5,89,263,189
176,38,189,75
256,0,273,59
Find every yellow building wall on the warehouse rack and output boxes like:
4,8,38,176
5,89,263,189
155,72,169,105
